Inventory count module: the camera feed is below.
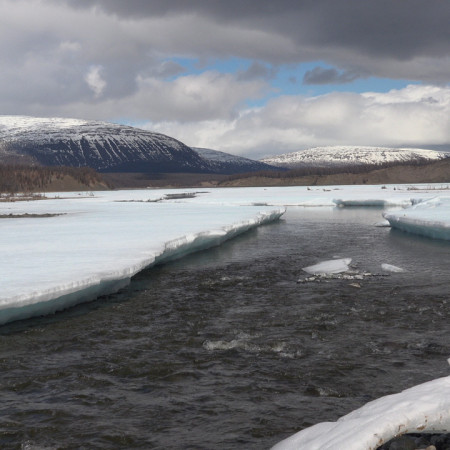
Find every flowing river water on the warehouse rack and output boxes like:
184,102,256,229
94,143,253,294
0,207,449,449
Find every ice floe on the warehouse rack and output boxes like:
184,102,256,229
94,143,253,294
384,196,450,241
0,192,284,325
272,375,450,450
374,219,391,227
334,198,411,208
381,263,406,273
302,258,352,275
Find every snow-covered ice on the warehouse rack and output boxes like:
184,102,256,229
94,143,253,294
157,184,443,208
374,219,391,227
302,258,352,275
272,376,450,450
381,263,406,273
2,184,450,325
2,184,450,449
334,198,412,208
384,196,450,240
0,191,284,325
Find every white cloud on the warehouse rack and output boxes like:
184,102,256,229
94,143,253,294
85,65,106,97
140,85,450,159
45,70,268,124
130,71,267,121
0,0,449,159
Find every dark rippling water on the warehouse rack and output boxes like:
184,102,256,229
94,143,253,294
1,207,449,449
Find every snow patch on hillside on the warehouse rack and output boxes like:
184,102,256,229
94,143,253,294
0,115,208,171
0,115,185,149
261,146,448,169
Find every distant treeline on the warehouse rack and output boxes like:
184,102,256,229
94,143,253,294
0,164,107,193
221,158,444,183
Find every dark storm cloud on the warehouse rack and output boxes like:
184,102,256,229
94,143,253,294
303,67,363,85
61,0,450,62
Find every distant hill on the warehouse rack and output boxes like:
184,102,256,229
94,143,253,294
0,116,279,176
261,146,449,170
0,116,215,173
192,147,279,174
220,157,450,187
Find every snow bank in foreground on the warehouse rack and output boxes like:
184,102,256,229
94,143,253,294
302,258,352,275
0,194,284,325
272,376,450,450
383,197,450,240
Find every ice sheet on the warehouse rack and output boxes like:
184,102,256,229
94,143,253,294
2,184,450,446
383,196,450,240
151,184,445,208
334,198,412,207
272,376,450,450
0,193,284,324
2,184,449,326
6,183,446,208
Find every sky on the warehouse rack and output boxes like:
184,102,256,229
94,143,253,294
1,0,450,159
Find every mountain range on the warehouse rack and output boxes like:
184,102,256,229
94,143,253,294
1,116,448,180
0,116,276,175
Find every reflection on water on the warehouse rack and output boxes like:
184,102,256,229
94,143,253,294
0,207,449,449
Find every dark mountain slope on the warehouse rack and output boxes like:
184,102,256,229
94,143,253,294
0,116,211,173
192,147,280,174
0,116,282,176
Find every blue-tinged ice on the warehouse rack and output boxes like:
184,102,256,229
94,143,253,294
383,196,450,240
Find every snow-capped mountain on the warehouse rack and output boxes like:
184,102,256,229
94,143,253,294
0,116,213,173
192,147,279,174
261,146,449,169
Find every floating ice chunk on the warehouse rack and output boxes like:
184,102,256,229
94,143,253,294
375,219,391,227
302,258,352,275
381,263,405,273
383,196,450,241
272,375,450,450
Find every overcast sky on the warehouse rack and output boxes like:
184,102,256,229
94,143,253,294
1,0,449,158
